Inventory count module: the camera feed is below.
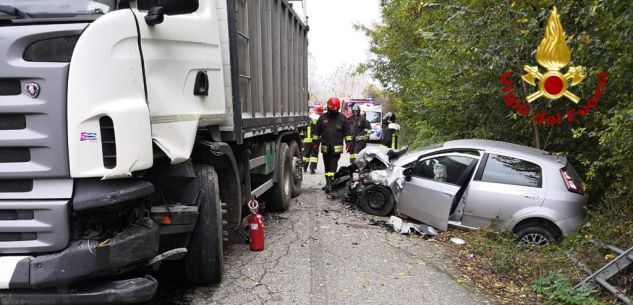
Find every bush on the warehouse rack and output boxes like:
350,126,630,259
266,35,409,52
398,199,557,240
532,272,605,305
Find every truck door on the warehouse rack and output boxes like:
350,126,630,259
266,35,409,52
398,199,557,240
398,154,478,231
131,1,227,163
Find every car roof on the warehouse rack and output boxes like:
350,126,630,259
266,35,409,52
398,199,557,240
442,139,566,165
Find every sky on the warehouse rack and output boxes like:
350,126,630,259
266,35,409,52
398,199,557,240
293,0,382,79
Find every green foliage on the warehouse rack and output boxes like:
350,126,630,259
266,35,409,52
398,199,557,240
533,272,605,305
362,0,633,216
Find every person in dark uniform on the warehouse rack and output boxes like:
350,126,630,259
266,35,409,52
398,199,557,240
314,97,351,190
301,105,323,174
381,112,399,150
349,104,371,163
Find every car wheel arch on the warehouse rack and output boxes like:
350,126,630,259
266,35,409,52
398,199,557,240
512,217,563,241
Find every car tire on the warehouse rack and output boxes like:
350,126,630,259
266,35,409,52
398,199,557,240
288,141,303,198
359,184,395,216
515,225,556,247
265,143,292,212
184,164,224,284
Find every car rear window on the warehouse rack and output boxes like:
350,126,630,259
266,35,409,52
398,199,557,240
480,154,542,187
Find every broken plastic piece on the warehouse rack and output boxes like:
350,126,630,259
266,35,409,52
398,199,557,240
450,237,466,245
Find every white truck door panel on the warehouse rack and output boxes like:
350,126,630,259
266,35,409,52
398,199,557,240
397,177,459,231
68,9,153,179
133,2,227,163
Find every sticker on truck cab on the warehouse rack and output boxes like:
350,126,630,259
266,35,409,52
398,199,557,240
80,132,98,142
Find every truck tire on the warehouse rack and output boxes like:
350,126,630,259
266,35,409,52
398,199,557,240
265,143,292,212
185,164,224,284
288,141,303,197
359,184,395,216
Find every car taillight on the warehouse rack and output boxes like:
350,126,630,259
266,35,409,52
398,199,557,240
560,168,584,195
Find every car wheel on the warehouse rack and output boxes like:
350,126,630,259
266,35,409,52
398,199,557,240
516,226,556,247
184,164,224,284
359,184,395,216
288,141,303,198
264,143,292,212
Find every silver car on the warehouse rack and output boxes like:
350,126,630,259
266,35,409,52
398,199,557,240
355,139,587,246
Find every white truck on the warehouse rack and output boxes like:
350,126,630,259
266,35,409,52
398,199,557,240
0,0,308,303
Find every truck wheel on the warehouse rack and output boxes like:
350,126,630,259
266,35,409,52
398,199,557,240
359,184,395,216
265,143,292,212
288,141,303,197
185,164,224,284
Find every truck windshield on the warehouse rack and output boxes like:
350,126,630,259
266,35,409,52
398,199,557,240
0,0,116,16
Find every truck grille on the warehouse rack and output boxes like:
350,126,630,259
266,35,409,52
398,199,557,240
100,116,117,169
0,114,26,130
0,79,20,96
0,180,33,193
0,148,31,163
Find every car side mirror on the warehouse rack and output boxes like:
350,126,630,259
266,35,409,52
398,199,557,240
145,0,199,26
403,167,413,182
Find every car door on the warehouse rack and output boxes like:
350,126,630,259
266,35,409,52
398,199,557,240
461,153,547,228
397,153,479,231
131,0,227,163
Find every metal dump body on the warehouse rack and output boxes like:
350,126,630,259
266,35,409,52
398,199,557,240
222,0,309,143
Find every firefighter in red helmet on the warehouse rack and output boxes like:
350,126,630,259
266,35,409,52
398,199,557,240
315,97,351,191
301,105,323,174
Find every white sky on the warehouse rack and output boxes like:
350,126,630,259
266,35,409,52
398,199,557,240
294,0,382,78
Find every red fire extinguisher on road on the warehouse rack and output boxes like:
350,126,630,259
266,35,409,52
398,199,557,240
247,200,265,251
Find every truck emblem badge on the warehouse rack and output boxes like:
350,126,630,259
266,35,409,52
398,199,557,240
521,7,586,104
25,82,41,98
80,132,98,142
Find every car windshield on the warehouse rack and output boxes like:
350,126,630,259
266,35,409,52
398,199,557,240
1,0,116,15
365,111,381,124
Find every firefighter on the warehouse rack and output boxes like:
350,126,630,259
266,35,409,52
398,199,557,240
315,97,351,190
381,112,400,150
301,105,322,174
349,104,371,163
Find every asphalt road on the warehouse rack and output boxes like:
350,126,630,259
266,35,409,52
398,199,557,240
145,154,494,305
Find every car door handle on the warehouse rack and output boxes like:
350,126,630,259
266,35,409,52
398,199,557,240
523,195,538,200
441,192,453,197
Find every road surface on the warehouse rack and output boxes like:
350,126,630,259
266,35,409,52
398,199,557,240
145,154,493,305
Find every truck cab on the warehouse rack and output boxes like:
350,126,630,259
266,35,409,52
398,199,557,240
0,0,308,303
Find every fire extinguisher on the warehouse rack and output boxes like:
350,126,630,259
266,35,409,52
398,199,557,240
247,200,265,251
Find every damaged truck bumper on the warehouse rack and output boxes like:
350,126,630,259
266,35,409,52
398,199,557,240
0,220,159,305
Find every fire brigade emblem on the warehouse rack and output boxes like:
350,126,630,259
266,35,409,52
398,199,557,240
521,7,586,104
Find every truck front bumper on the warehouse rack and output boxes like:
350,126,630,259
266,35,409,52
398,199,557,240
0,220,159,304
0,275,157,305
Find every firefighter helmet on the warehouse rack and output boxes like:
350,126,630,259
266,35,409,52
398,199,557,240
326,97,341,112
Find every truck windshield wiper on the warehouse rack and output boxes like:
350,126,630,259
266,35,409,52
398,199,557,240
0,5,31,18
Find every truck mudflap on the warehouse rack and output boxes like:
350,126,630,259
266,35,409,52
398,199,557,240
0,219,158,290
0,275,157,305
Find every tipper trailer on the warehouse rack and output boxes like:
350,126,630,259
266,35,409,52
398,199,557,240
0,0,308,303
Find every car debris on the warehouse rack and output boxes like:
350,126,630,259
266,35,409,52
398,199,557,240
388,216,437,237
450,238,466,245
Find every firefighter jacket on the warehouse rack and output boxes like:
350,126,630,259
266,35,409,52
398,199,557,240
315,112,351,154
381,122,400,149
350,115,371,143
301,114,320,144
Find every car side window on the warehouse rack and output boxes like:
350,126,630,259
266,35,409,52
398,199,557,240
412,155,478,185
480,154,542,187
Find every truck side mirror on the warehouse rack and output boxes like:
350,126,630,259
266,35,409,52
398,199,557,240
145,0,199,26
403,167,413,182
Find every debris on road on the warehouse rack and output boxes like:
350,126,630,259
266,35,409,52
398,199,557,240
450,237,466,245
388,216,438,237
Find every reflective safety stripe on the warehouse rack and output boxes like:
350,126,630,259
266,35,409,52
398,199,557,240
349,153,357,159
391,134,397,149
306,126,312,140
325,172,335,177
309,157,318,162
312,135,319,140
367,130,372,134
303,138,313,144
334,145,344,153
303,157,309,162
345,136,353,141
